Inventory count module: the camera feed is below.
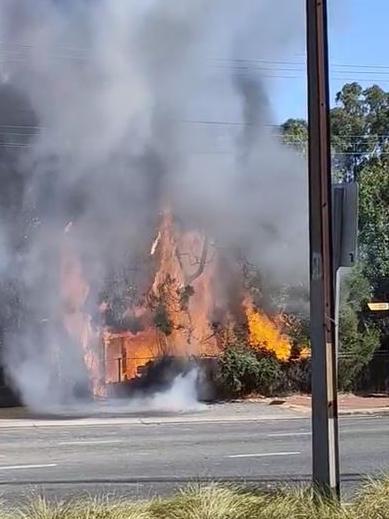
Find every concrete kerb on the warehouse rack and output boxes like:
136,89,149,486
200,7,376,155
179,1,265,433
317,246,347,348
0,412,306,428
0,400,388,428
0,410,388,429
281,402,389,417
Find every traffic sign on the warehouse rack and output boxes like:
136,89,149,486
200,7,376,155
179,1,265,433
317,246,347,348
367,302,389,311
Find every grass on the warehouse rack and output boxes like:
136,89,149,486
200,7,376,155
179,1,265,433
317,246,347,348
1,477,388,519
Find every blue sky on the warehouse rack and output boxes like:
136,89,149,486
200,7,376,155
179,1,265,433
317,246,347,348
272,0,389,123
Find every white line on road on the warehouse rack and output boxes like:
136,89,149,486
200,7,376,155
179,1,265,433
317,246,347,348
268,432,311,437
0,464,57,471
58,440,122,446
227,451,301,458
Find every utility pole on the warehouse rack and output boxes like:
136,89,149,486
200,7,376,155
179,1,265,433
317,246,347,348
306,0,340,498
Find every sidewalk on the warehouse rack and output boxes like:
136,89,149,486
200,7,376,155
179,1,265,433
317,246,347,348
0,401,302,428
280,393,389,415
0,395,388,428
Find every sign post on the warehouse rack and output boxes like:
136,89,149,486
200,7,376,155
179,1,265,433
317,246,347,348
332,182,359,357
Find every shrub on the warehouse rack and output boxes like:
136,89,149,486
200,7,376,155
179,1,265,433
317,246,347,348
255,354,286,396
283,358,312,394
218,346,285,397
218,346,260,397
338,267,381,392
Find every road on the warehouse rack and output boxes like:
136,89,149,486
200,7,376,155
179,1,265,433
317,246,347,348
0,404,388,502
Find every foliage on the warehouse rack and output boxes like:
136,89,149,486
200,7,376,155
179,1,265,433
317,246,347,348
241,259,267,309
352,476,389,519
280,84,389,278
218,346,261,396
283,358,312,394
179,284,195,311
148,275,179,336
280,118,308,155
358,159,389,283
3,477,389,519
216,267,381,396
282,313,310,355
330,84,389,285
331,83,389,180
338,267,381,391
338,310,380,392
255,355,286,396
281,82,389,390
153,303,173,336
218,345,285,397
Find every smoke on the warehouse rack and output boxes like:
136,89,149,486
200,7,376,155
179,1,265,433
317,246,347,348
126,368,204,413
0,0,307,408
31,368,204,416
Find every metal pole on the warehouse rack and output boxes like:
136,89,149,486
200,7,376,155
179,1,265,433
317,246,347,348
306,0,340,498
334,268,341,362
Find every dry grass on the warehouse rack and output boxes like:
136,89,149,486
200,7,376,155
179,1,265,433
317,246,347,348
1,477,388,519
352,476,389,519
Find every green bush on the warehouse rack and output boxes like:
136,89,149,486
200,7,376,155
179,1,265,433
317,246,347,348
255,355,286,396
218,346,285,397
218,346,260,397
338,267,381,392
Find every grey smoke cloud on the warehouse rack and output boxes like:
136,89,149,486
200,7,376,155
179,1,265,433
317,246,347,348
0,0,308,408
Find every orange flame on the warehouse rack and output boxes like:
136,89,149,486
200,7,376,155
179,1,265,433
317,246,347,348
244,297,292,361
60,223,105,397
103,209,219,382
103,328,160,382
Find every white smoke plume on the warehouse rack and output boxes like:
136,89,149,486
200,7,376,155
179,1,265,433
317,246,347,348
29,368,204,416
0,0,308,409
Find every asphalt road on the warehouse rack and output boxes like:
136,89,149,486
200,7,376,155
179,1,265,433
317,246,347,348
0,410,388,502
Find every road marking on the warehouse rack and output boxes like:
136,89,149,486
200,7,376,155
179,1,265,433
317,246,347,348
0,464,57,471
227,451,301,458
268,432,311,437
58,440,122,446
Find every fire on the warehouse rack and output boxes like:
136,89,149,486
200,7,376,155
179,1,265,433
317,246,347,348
103,209,219,383
103,328,159,383
299,346,311,360
60,223,105,397
150,210,218,355
58,211,301,398
244,297,292,361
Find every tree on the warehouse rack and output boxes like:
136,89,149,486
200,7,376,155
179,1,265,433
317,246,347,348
281,83,389,181
358,158,389,284
331,83,389,180
280,118,308,155
280,83,389,287
280,83,389,390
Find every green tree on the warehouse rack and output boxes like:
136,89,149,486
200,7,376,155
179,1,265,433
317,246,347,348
280,84,388,390
280,118,308,155
358,158,389,283
281,82,389,181
331,83,389,180
280,83,389,285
